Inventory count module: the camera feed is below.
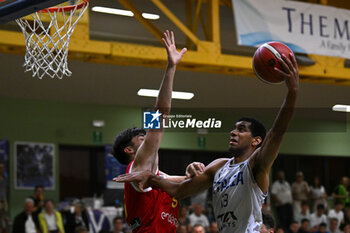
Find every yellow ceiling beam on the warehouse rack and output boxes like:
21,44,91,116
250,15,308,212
1,27,349,85
118,0,163,42
207,0,220,44
0,1,349,86
192,0,203,34
151,0,199,45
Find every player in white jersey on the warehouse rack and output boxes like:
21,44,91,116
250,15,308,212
115,53,299,232
212,142,267,232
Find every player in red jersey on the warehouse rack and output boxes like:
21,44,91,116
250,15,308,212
112,31,205,233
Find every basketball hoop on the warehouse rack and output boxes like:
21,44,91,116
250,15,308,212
15,0,89,79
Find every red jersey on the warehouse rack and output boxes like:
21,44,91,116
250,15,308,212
124,161,179,233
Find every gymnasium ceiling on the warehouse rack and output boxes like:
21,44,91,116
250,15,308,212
0,0,350,110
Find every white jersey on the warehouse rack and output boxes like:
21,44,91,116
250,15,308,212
212,158,266,233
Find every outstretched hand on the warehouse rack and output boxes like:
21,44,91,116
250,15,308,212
163,30,187,66
113,170,153,192
275,53,299,92
185,162,205,178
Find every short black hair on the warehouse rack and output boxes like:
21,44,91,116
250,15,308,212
34,185,44,191
335,200,343,206
44,199,54,206
262,212,275,230
317,203,325,210
301,200,309,206
319,222,327,227
112,127,146,165
238,117,266,147
301,218,310,224
113,216,123,224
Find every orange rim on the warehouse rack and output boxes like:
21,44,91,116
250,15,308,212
40,0,89,13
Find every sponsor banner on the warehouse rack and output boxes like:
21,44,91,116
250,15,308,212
233,0,350,58
14,142,55,189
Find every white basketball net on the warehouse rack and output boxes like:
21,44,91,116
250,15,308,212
15,1,89,79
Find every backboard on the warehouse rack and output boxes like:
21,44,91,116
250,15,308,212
0,0,66,25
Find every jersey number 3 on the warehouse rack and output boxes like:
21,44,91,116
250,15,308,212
221,194,228,208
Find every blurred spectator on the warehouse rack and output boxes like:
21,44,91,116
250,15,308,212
203,187,215,223
99,230,110,233
75,226,88,233
191,224,205,233
298,218,311,233
38,199,65,233
314,222,329,233
12,198,40,233
285,221,299,233
0,162,8,232
188,203,209,231
276,227,285,233
178,205,190,230
177,224,188,233
310,177,328,212
260,213,275,233
328,218,341,233
342,223,350,233
30,185,44,214
262,196,272,215
328,201,344,229
191,191,207,210
271,171,294,230
205,205,215,224
111,217,124,233
332,177,350,208
292,172,310,218
295,201,311,224
310,204,327,231
65,201,89,233
209,222,219,233
344,207,350,225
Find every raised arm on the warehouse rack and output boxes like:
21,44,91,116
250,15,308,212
115,159,228,199
133,31,187,173
250,53,299,193
159,162,205,183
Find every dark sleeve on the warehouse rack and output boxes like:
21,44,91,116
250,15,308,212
65,212,77,233
334,185,340,194
185,217,190,225
33,205,42,216
12,215,21,233
82,211,90,230
32,212,41,232
12,213,26,233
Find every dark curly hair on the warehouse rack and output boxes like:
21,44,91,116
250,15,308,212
112,127,146,165
238,117,266,148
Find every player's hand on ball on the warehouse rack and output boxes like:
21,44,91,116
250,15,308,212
185,162,205,178
163,30,187,66
114,170,152,192
275,53,299,92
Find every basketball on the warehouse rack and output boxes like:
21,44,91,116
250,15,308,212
253,42,294,84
